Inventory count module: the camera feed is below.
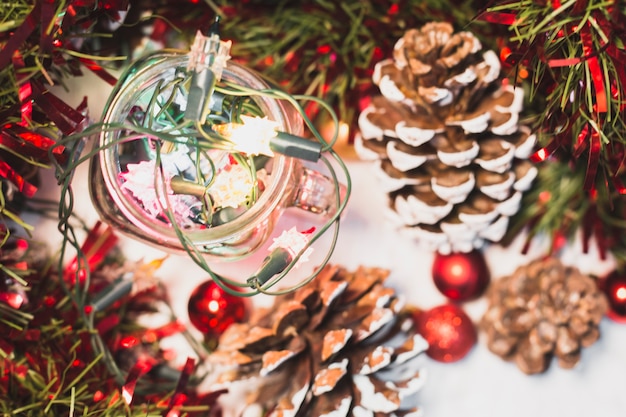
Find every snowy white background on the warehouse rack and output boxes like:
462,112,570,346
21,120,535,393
41,71,626,417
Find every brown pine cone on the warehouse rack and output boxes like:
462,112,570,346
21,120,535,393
206,264,428,416
356,22,537,254
480,258,608,375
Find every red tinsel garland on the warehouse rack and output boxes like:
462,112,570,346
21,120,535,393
0,223,219,414
480,1,626,192
0,0,124,204
480,1,626,259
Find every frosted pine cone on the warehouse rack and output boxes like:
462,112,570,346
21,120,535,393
206,264,428,417
480,258,608,375
356,22,537,254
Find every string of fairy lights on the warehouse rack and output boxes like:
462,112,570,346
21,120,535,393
45,24,351,387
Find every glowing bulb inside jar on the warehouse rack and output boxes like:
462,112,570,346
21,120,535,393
207,161,260,209
219,115,322,162
226,115,280,156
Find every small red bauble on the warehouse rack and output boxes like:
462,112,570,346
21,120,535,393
432,250,490,301
0,277,28,309
600,271,626,323
187,280,247,339
414,304,477,363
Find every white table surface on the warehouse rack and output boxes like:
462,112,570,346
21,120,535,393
43,71,626,417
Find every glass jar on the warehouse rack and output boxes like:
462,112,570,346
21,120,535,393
89,51,341,261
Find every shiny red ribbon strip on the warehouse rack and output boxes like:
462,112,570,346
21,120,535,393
165,358,196,416
573,122,590,159
0,123,66,165
581,205,610,260
39,0,56,55
95,314,121,335
530,138,561,162
581,23,608,113
64,221,119,282
476,11,517,25
0,160,37,197
583,129,602,191
28,80,88,136
78,57,118,86
121,362,150,405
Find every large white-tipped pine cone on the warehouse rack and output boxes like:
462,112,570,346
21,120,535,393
356,22,537,254
206,264,428,417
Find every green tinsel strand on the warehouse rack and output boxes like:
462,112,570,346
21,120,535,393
0,0,33,109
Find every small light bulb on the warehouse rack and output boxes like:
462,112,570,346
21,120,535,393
227,115,279,156
224,116,322,162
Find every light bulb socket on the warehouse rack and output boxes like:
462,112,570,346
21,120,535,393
170,176,206,197
184,28,231,122
270,131,322,162
248,247,292,287
184,69,217,122
91,274,134,312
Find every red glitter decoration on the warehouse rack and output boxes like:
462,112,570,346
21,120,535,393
414,304,477,363
431,250,490,302
0,280,27,309
600,271,626,323
187,280,247,340
63,221,118,285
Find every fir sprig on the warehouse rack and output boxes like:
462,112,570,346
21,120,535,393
0,259,210,416
486,0,626,179
213,0,492,135
505,153,626,261
0,0,33,109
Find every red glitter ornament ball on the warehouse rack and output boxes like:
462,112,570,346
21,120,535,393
432,250,490,301
414,304,477,363
187,280,247,339
600,271,626,323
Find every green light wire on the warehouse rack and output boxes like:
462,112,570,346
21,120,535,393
46,70,352,400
